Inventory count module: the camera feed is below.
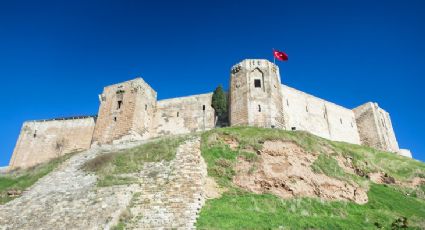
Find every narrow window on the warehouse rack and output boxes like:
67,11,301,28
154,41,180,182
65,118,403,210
33,131,37,138
291,127,296,131
177,112,179,117
286,99,289,106
351,122,353,128
113,117,117,122
145,104,148,111
202,105,205,111
340,118,343,124
117,100,123,109
306,106,309,112
258,105,261,112
254,79,261,88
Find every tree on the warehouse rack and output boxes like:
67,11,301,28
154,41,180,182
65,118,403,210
211,85,228,125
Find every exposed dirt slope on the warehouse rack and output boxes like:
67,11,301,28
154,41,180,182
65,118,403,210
233,140,368,204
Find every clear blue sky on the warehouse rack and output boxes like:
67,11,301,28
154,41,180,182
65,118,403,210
0,0,424,165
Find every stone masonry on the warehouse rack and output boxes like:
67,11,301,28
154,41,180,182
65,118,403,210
8,58,412,170
125,137,206,229
92,78,157,145
0,137,208,230
353,102,402,153
230,59,285,128
9,117,96,169
0,139,145,229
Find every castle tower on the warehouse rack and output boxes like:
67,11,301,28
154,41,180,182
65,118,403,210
353,102,399,152
229,59,286,128
92,78,157,144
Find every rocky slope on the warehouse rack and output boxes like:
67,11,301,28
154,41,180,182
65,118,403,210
0,137,207,230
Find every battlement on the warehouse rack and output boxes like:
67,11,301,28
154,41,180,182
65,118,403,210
231,59,279,72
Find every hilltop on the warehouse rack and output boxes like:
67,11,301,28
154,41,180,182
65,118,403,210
0,127,424,229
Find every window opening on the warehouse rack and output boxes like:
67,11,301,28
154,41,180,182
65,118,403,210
254,79,261,88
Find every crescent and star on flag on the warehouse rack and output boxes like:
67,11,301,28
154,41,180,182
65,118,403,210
273,49,288,63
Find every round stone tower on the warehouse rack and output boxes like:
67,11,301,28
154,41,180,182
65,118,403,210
229,59,286,128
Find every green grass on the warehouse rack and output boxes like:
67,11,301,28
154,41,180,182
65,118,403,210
331,141,425,182
311,153,346,179
83,136,187,186
0,152,75,204
197,184,425,229
197,127,425,229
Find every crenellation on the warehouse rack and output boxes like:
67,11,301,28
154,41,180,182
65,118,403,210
9,58,412,169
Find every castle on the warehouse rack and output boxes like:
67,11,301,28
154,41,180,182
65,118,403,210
9,59,412,169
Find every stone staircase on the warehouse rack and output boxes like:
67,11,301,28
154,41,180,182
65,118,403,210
126,137,207,229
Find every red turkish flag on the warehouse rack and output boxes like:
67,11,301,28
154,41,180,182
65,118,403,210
273,49,288,61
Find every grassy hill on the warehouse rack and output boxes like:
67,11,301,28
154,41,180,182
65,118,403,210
1,127,424,229
197,127,425,229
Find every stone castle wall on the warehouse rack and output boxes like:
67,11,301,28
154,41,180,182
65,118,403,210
230,59,285,128
154,93,215,137
9,117,95,169
91,78,157,144
9,59,411,169
282,85,361,144
353,102,399,152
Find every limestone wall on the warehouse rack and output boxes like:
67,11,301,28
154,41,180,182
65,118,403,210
9,117,95,169
92,78,157,144
230,59,285,128
154,93,215,136
398,149,412,158
229,64,249,126
353,102,399,152
282,85,361,145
